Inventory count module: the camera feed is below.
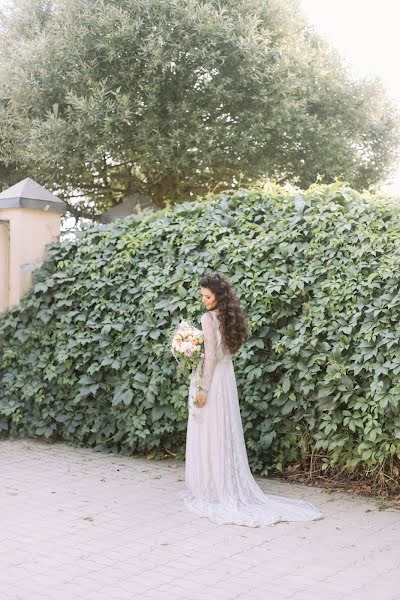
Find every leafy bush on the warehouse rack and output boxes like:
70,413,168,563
1,182,400,486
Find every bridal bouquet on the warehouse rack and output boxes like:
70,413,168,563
170,319,204,380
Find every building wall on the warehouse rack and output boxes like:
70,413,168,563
0,208,61,311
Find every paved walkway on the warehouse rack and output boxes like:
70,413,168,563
0,438,399,600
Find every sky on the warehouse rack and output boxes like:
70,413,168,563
300,0,400,194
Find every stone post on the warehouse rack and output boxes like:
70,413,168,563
0,177,67,312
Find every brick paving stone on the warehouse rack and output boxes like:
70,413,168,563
1,438,399,600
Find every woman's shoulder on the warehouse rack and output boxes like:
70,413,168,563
201,311,220,332
201,311,213,324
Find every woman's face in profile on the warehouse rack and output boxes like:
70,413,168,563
201,287,217,311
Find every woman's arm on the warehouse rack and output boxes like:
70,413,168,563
197,312,218,396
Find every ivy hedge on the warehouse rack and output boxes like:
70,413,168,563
1,182,400,486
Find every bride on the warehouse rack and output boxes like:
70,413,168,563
180,271,323,527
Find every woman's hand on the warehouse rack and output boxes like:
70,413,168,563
195,392,207,408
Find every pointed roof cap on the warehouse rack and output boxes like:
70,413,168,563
0,177,67,213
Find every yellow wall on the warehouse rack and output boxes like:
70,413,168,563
0,208,61,311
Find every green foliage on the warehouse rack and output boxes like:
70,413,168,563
0,0,399,217
2,182,400,483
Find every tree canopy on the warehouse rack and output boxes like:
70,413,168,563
0,0,399,219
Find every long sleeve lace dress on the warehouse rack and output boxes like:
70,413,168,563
179,309,323,527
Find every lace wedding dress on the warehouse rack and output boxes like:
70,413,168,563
179,309,323,527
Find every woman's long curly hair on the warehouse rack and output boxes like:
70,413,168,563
200,271,248,354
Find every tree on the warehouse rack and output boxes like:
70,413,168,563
0,0,399,220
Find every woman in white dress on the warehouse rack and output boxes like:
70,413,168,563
180,271,323,527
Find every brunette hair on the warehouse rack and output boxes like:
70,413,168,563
200,271,248,354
